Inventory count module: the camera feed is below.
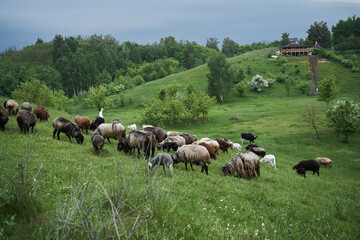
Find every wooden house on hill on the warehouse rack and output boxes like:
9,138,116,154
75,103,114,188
279,40,321,57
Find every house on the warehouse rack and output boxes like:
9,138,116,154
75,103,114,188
279,40,321,57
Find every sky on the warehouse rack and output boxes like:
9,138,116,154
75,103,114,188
0,0,360,51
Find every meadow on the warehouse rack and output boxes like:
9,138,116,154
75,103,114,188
1,50,359,239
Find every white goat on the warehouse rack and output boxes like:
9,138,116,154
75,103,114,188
127,124,137,131
260,154,276,168
99,108,104,118
233,143,242,150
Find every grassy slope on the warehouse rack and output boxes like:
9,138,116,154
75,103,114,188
1,50,360,239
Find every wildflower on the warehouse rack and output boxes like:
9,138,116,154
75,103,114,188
220,199,224,202
274,230,277,233
225,206,228,208
233,208,235,211
203,208,206,210
262,223,265,227
187,224,191,229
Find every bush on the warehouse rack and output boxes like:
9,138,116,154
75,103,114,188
275,73,287,83
250,74,269,92
296,80,312,95
235,81,247,97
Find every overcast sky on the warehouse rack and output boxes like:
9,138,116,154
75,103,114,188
0,0,359,51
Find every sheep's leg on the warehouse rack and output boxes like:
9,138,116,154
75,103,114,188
57,131,61,140
169,165,173,177
190,163,194,171
151,147,155,157
184,162,188,171
67,135,72,142
107,138,111,144
204,164,208,175
162,165,167,175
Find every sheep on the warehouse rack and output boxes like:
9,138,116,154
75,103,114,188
127,124,137,131
21,102,32,112
52,117,84,144
99,108,104,118
157,135,186,151
241,133,257,144
166,131,197,144
233,143,242,150
91,132,105,156
171,145,211,175
315,157,332,168
33,106,50,121
142,124,153,128
292,160,320,178
222,151,260,178
166,131,182,136
90,117,105,131
0,107,9,131
216,139,231,153
4,99,19,116
93,122,126,143
148,153,174,177
143,126,167,142
198,138,220,155
74,116,91,134
16,110,37,134
117,130,157,158
198,142,216,160
246,144,266,157
260,155,276,168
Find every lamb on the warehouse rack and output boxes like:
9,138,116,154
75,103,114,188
292,160,320,178
16,110,37,134
0,107,9,131
198,138,220,155
157,135,186,151
233,143,242,150
241,133,257,144
21,102,32,112
118,130,157,158
93,122,126,143
52,117,84,144
90,117,105,131
91,132,105,156
222,151,260,178
315,157,332,168
143,126,167,142
74,116,91,134
4,99,19,116
148,153,174,177
192,141,216,160
260,155,276,168
171,145,211,175
33,106,50,121
127,124,137,131
246,144,266,157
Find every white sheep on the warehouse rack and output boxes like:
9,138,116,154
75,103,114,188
315,157,332,168
260,154,276,168
142,124,153,128
127,124,137,131
233,143,242,150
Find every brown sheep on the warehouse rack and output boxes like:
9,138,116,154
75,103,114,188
0,107,9,131
16,110,37,134
74,116,91,134
4,99,19,116
222,151,260,178
216,139,231,153
143,126,167,142
315,157,332,168
192,141,217,160
33,106,50,121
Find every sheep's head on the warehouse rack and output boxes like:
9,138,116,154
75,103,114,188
117,138,128,152
222,164,232,176
171,153,179,164
296,168,306,177
75,133,84,144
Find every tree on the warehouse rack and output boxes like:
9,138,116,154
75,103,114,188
221,37,239,57
327,100,360,143
302,102,321,139
207,52,234,102
87,84,108,110
306,21,331,48
318,76,338,110
206,38,220,51
280,32,290,46
332,15,360,50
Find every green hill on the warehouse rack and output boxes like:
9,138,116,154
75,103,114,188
1,49,359,239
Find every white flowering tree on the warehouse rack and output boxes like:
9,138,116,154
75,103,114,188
250,74,269,92
327,100,360,143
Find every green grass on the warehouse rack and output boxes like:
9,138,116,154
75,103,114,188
1,50,360,239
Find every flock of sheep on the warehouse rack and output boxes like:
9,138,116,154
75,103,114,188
1,99,333,179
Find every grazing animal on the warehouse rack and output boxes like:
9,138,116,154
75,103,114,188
315,157,332,168
198,138,220,155
4,99,19,116
222,151,260,178
233,143,242,150
21,102,32,112
142,124,153,128
74,116,91,134
246,145,266,158
91,132,105,156
148,153,174,177
52,117,84,144
93,122,126,143
0,107,9,131
90,117,105,131
166,131,182,136
16,110,37,134
171,145,211,175
166,131,197,144
157,136,186,151
33,106,49,121
143,126,167,142
216,139,231,153
192,141,216,160
99,108,104,118
127,124,137,131
292,160,320,178
241,133,257,144
118,130,157,158
260,155,276,168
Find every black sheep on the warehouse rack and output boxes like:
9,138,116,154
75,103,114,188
241,133,257,144
292,160,320,178
52,117,84,144
90,117,105,130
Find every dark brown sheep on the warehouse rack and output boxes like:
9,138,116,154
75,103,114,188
52,117,84,144
216,139,231,153
16,110,37,134
90,117,105,130
74,116,91,134
199,142,216,160
143,126,167,142
293,160,320,178
4,99,19,116
0,107,9,131
33,106,50,121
